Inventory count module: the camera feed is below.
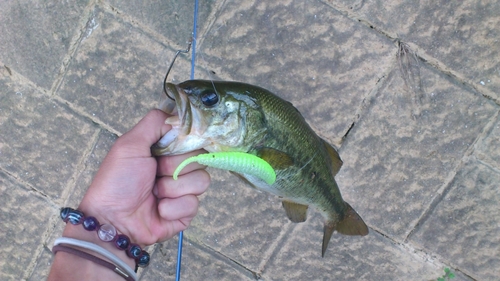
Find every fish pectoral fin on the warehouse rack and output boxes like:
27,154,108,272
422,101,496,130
282,201,308,223
321,139,343,176
336,202,369,236
322,203,368,257
257,147,294,170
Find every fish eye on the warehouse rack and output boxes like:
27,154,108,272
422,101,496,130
201,91,219,107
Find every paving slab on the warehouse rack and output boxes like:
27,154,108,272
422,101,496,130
140,238,255,280
56,5,180,134
0,170,58,280
474,113,500,168
0,68,99,201
197,0,395,143
0,0,499,280
324,0,500,100
261,211,469,281
336,62,498,240
106,0,219,47
27,247,53,281
0,0,88,90
409,158,500,280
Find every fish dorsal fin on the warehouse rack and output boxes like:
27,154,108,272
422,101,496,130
282,201,308,223
322,202,368,257
321,139,343,176
257,147,294,170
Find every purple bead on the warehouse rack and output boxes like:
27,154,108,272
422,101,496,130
126,244,142,259
114,234,130,250
98,223,117,242
137,251,150,267
66,209,85,225
83,216,99,231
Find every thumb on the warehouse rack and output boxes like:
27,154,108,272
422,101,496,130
117,109,171,156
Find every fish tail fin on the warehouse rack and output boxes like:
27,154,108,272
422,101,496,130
336,202,369,236
322,202,368,257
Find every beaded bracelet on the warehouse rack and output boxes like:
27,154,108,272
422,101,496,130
59,207,150,268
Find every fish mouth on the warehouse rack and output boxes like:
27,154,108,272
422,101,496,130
151,83,193,156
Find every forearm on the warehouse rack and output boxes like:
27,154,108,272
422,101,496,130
48,250,121,280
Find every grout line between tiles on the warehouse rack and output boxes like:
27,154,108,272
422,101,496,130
406,44,500,106
256,221,295,276
59,128,102,207
97,0,215,52
52,95,123,136
48,0,99,98
0,169,62,279
22,210,61,280
368,227,476,280
317,0,500,107
97,1,181,49
337,57,396,149
476,157,500,175
183,237,261,280
97,0,229,83
1,60,50,98
404,110,500,243
0,168,60,209
194,0,229,51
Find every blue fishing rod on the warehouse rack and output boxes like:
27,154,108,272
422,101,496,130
161,1,198,279
161,1,198,281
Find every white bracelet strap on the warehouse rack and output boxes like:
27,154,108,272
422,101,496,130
54,237,137,281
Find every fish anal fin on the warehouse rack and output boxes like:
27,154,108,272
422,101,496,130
336,202,369,236
321,139,343,176
322,203,368,257
282,201,308,223
257,147,294,170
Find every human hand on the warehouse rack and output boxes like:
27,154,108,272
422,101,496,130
76,109,210,248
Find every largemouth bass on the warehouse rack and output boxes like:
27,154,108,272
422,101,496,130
151,80,368,256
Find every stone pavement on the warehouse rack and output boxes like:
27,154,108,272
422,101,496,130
1,0,499,280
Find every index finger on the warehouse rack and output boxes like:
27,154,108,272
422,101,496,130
115,110,172,157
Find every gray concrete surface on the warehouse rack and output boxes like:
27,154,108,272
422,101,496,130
1,0,499,280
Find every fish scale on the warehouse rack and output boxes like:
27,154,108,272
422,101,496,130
245,86,341,209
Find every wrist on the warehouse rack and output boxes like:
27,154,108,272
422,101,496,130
61,222,137,270
59,207,150,269
48,245,127,281
77,197,147,249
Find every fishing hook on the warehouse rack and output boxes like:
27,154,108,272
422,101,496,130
163,39,193,100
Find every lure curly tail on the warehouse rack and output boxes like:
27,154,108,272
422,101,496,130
173,152,276,185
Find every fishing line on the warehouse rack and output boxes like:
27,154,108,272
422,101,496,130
192,40,222,98
163,40,191,100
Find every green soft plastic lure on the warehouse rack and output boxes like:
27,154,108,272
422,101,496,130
173,152,276,185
